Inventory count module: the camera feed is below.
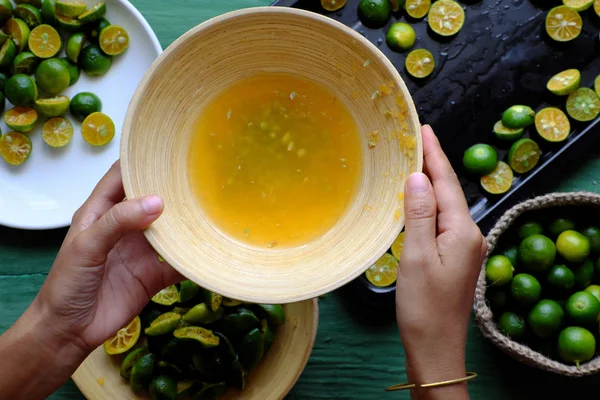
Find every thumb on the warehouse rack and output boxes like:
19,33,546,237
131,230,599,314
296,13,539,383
402,172,438,263
73,195,164,265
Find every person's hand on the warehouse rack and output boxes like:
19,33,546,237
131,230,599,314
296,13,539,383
38,160,183,350
0,160,182,400
396,125,486,399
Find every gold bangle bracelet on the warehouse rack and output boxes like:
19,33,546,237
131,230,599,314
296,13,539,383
385,372,478,392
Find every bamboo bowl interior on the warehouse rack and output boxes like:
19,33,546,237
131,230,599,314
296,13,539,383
121,7,422,304
72,300,318,400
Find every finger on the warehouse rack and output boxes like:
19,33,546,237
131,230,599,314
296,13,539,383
480,235,488,262
72,195,164,266
132,258,186,301
421,125,470,219
88,160,126,206
162,264,185,287
67,160,125,240
402,172,438,267
150,262,186,297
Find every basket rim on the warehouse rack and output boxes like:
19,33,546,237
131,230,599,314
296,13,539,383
474,191,600,377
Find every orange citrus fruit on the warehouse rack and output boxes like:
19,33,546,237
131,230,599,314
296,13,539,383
405,0,431,19
81,112,115,146
405,48,435,79
563,0,593,11
99,25,129,56
545,6,582,42
428,0,465,36
42,117,73,148
546,68,581,95
0,132,32,166
365,253,398,287
103,316,141,355
566,88,600,122
321,0,347,11
4,106,38,133
391,231,405,260
480,161,513,195
28,24,61,58
535,107,570,142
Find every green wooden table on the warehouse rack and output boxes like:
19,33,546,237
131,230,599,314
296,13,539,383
2,1,600,398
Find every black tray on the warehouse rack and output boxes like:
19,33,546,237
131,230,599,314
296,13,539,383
272,0,600,304
272,0,600,232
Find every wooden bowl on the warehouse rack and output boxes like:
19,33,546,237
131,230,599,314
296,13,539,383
72,300,318,399
120,7,422,304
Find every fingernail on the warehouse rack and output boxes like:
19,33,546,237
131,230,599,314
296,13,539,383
406,173,429,193
142,195,164,215
421,124,434,135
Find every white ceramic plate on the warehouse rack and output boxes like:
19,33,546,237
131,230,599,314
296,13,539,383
0,0,161,230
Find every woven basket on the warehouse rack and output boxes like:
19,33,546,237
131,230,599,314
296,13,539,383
474,192,600,377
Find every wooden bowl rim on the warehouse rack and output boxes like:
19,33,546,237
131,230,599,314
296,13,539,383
120,6,422,303
72,298,320,399
278,298,320,398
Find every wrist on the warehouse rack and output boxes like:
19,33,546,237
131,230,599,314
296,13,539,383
405,351,466,384
403,337,469,400
0,299,91,399
30,296,91,360
405,357,469,400
403,329,466,373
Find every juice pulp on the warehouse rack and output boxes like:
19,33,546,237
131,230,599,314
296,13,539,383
189,74,362,248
